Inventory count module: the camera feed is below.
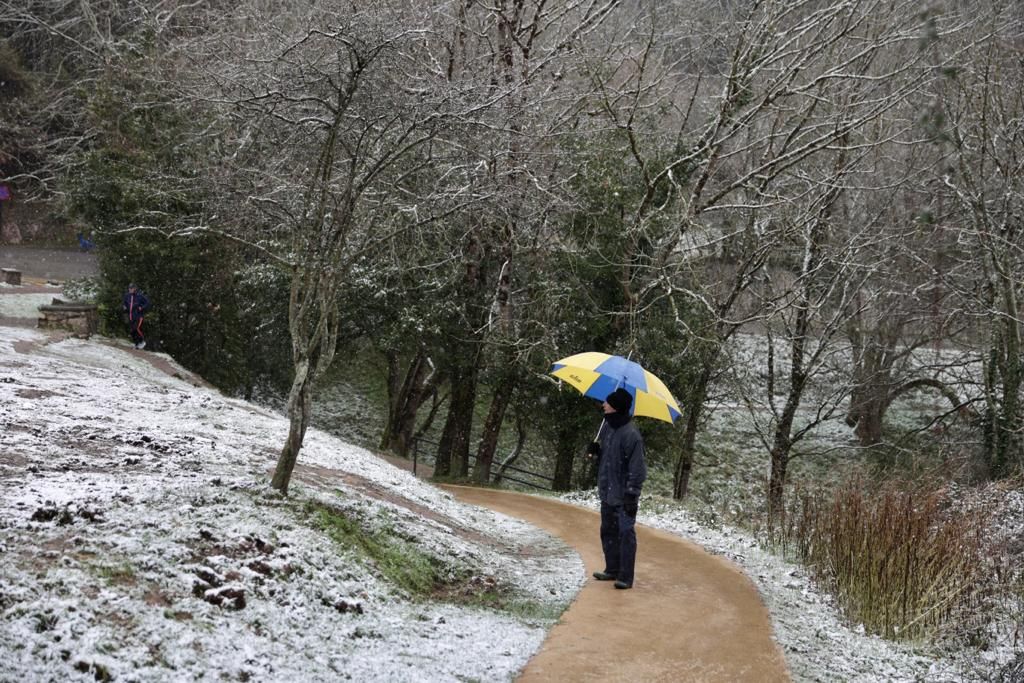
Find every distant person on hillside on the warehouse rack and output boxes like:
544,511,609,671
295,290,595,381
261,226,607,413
122,283,151,350
586,387,647,590
77,232,95,252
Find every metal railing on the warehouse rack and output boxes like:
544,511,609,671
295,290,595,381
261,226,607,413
411,436,554,491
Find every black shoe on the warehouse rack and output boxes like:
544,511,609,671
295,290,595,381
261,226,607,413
614,580,632,589
592,571,617,581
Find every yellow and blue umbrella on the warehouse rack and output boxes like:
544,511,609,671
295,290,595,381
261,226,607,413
549,351,682,424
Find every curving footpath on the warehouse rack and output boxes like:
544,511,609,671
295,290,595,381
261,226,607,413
443,485,790,682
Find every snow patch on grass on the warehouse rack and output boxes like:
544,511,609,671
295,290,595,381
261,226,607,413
0,326,582,682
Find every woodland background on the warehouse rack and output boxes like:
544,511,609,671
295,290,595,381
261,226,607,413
2,0,1023,666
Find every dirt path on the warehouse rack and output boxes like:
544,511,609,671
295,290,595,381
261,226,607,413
443,485,790,682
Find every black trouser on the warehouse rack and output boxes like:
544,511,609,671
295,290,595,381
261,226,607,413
127,315,144,345
600,501,637,585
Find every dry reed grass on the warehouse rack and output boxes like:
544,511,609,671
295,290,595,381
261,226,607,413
773,481,1002,643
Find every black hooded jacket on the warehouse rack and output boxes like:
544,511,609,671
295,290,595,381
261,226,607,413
596,412,647,505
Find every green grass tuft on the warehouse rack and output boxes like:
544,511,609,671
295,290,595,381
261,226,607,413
303,499,563,622
92,561,137,586
306,500,439,597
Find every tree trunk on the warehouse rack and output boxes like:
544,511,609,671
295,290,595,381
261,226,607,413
854,401,885,446
995,368,1022,477
987,325,1024,478
434,407,454,477
270,360,313,494
576,442,599,491
435,222,485,478
379,350,405,451
493,414,527,485
845,335,891,448
673,370,710,499
767,314,808,518
450,369,477,478
552,419,581,491
552,443,577,491
413,387,447,443
379,348,432,458
766,441,788,520
437,352,478,478
473,372,516,483
992,262,1024,476
767,396,799,518
766,144,845,518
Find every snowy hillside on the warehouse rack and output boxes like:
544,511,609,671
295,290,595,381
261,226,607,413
0,326,581,681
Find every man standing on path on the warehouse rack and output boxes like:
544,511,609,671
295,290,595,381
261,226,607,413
122,283,151,349
587,387,647,589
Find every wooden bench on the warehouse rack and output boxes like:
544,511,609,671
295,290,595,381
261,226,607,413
37,299,99,337
1,268,21,285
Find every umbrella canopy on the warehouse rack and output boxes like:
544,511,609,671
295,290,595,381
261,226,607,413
549,351,682,424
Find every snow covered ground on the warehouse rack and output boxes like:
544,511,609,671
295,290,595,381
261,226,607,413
1,322,1019,681
0,325,582,682
0,290,56,317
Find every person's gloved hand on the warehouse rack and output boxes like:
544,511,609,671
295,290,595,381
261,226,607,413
624,493,639,517
585,442,601,458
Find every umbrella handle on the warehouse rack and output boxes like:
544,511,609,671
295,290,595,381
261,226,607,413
584,419,606,461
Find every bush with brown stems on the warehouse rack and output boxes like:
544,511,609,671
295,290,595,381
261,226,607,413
773,482,1005,644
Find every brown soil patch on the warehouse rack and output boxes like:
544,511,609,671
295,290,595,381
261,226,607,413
143,587,173,607
12,330,70,354
16,387,59,399
0,452,31,468
40,534,77,554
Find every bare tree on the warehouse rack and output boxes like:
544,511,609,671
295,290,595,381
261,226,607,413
932,4,1024,477
175,1,458,493
754,142,861,515
581,0,959,499
397,0,625,481
0,0,202,203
